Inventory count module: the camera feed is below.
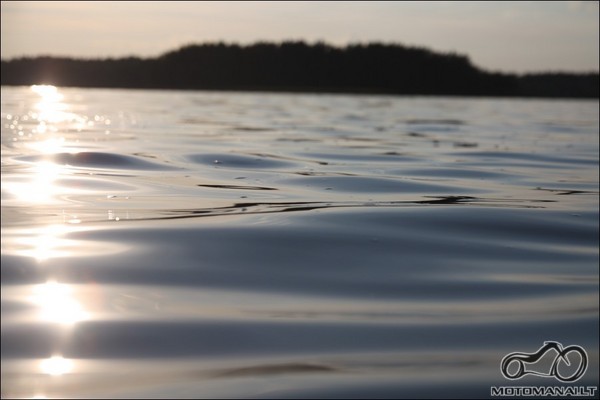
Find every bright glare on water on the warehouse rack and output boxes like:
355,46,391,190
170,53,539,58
1,85,598,398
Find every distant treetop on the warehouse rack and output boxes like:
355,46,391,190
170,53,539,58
2,41,598,98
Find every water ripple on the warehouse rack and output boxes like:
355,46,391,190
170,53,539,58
1,87,598,398
18,151,177,170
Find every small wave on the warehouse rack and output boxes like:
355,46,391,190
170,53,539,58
211,362,338,378
280,175,475,194
186,153,296,169
452,151,598,166
405,119,465,125
101,196,552,224
197,184,277,191
17,152,176,170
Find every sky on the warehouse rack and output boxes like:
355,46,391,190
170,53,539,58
1,1,598,73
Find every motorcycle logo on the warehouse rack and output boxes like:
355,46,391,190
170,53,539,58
501,341,588,383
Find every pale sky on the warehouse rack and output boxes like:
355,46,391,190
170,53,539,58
1,1,598,73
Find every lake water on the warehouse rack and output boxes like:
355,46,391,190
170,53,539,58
1,85,598,399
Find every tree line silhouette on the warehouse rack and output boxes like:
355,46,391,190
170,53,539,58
1,41,598,98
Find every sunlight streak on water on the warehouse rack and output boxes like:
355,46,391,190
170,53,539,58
17,224,73,262
39,355,74,376
4,161,64,204
31,85,81,125
2,222,129,265
29,281,89,325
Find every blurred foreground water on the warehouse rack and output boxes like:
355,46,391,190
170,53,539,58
1,86,598,398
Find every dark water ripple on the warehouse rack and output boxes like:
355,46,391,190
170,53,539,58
17,151,179,170
1,87,598,398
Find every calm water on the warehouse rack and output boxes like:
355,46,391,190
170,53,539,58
1,86,598,399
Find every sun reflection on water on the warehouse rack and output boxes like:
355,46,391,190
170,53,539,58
3,220,128,265
30,280,89,325
4,161,64,204
4,86,75,205
15,224,75,262
31,85,76,124
23,84,87,151
31,85,63,103
39,355,74,376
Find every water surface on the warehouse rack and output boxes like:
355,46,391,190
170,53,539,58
1,86,598,398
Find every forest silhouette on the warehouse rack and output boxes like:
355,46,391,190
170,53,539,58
1,41,598,98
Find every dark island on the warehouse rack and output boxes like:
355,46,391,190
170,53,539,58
1,41,598,98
